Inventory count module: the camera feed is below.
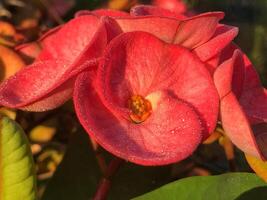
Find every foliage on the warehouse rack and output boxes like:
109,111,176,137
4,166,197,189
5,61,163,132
0,116,37,200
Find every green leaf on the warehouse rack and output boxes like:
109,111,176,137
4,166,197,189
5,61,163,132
0,116,37,200
133,173,267,200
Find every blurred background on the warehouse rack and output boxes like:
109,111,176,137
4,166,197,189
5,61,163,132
0,0,266,199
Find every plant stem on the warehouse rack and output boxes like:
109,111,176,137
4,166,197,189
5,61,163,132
93,157,124,200
90,138,107,174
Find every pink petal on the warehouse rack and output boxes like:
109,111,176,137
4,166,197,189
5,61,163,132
74,72,202,165
97,31,219,139
221,92,266,159
130,5,186,19
193,25,239,62
173,12,224,48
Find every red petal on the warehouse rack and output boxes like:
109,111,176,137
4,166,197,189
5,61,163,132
0,60,97,111
205,55,220,74
116,12,224,49
16,42,42,63
74,72,202,165
252,123,267,158
219,44,267,123
39,25,62,46
21,76,76,111
15,26,61,63
0,16,119,111
242,51,262,90
97,31,219,138
216,44,267,159
130,5,186,19
75,9,129,18
77,10,224,50
240,87,267,124
219,43,261,89
193,25,238,61
221,92,266,159
214,50,244,99
38,15,108,61
116,16,180,43
174,12,224,48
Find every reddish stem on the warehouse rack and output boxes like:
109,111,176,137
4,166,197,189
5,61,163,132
93,179,111,200
90,138,107,174
93,158,124,200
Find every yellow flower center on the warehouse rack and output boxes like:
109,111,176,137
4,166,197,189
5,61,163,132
128,95,152,124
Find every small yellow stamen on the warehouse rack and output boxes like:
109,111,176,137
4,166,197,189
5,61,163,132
128,95,152,124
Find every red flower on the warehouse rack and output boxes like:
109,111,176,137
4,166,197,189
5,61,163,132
74,6,238,138
77,5,238,70
74,32,218,165
0,15,121,111
214,44,267,160
0,6,241,165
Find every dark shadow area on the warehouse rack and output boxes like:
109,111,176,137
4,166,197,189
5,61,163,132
235,186,267,200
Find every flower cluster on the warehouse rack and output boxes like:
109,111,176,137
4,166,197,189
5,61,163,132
0,5,266,166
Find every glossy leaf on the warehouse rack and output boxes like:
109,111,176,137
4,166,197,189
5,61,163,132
133,173,267,200
0,116,37,200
